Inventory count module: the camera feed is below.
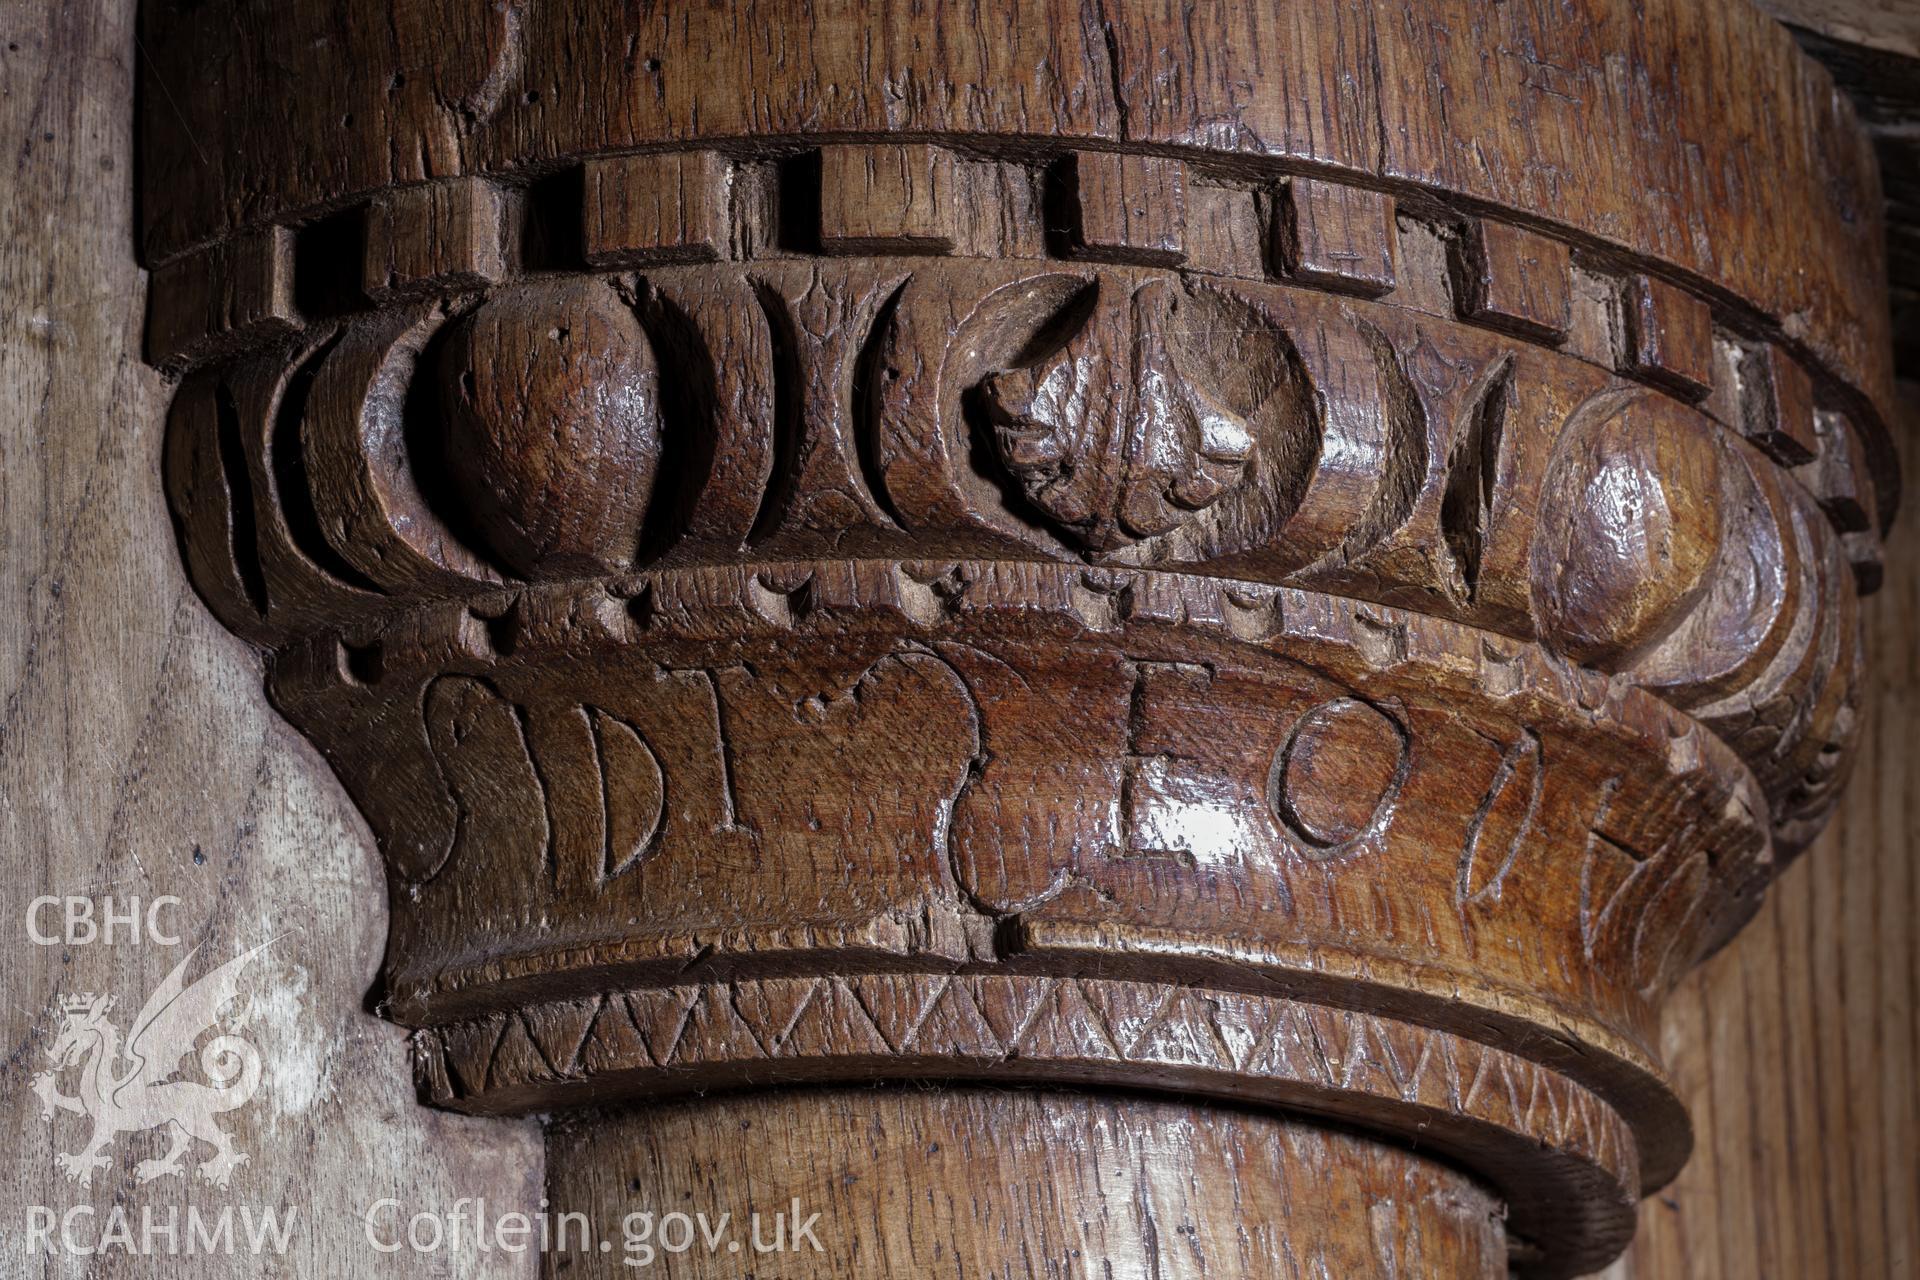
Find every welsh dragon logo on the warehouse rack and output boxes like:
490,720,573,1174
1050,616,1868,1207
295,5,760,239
31,941,274,1187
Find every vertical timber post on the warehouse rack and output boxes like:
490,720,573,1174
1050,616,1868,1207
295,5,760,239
140,2,1899,1275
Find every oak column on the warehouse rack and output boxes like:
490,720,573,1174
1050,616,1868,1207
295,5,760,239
140,2,1900,1275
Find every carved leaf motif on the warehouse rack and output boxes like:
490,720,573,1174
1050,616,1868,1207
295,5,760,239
979,279,1256,551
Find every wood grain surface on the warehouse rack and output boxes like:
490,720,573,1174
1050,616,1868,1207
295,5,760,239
0,5,543,1274
548,1087,1510,1279
0,2,1912,1278
132,0,1902,1274
1763,11,1920,385
1759,0,1920,56
136,0,1903,466
1591,395,1920,1277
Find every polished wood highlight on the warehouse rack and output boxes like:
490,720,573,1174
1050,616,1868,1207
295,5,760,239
1598,405,1920,1279
548,1088,1508,1279
133,0,1903,1275
0,6,541,1275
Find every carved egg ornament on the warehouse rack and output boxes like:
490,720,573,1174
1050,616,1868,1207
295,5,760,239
1531,392,1722,669
439,280,662,578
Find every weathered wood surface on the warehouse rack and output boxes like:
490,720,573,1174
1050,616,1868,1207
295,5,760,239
1591,388,1920,1278
1759,0,1920,56
1770,20,1920,383
0,0,1902,1276
136,0,1904,477
549,1087,1511,1278
1757,0,1919,392
0,4,541,1274
134,0,1901,1274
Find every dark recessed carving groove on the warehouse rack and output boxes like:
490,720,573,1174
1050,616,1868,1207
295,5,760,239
142,5,1898,1274
164,256,1865,865
212,379,268,616
269,330,385,596
1440,356,1512,604
746,278,806,548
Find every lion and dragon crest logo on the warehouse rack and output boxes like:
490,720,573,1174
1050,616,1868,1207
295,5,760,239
31,941,274,1188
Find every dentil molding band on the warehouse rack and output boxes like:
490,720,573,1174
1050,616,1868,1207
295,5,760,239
142,2,1899,1276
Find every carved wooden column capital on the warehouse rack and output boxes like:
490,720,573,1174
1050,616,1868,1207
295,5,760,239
144,1,1898,1274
